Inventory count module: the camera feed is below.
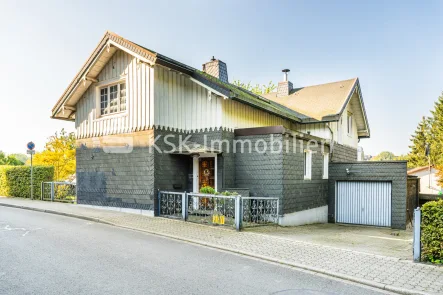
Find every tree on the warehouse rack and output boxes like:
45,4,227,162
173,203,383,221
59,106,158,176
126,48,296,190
233,80,277,95
408,116,432,168
29,129,76,181
0,151,25,165
9,153,28,163
371,151,396,161
430,94,443,166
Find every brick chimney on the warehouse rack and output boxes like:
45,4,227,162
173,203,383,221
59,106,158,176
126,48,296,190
277,69,293,97
202,56,229,83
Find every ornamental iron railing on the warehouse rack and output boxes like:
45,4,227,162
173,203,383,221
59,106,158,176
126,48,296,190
241,197,279,226
158,191,280,230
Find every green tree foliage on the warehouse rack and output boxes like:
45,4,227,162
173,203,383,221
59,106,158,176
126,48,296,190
408,116,432,168
9,153,28,163
0,151,25,166
233,80,277,95
28,129,76,181
371,151,396,161
430,95,443,166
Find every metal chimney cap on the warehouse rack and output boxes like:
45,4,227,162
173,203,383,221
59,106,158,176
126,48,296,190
282,69,290,73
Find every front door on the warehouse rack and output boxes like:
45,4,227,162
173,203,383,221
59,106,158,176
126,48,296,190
199,157,215,190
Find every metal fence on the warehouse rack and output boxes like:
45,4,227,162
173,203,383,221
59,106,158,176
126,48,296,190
41,182,76,203
158,191,280,230
241,197,279,226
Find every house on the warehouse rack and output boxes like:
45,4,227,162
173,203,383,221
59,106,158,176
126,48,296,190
51,31,410,228
408,166,442,195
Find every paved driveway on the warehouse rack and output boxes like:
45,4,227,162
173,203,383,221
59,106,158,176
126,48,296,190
246,223,413,260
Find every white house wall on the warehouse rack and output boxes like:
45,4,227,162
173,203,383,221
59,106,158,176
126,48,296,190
153,66,222,131
222,99,291,131
75,50,155,139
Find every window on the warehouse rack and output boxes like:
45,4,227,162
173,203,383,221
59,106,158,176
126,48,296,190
323,153,329,179
100,82,126,116
304,150,312,180
347,112,353,135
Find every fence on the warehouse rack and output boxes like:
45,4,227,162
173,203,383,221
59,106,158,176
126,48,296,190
41,182,76,203
158,191,280,230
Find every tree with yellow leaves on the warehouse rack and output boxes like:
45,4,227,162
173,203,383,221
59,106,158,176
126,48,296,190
28,129,76,181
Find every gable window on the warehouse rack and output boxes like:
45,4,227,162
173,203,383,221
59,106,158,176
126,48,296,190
100,82,126,116
323,153,329,179
347,112,353,135
304,149,312,180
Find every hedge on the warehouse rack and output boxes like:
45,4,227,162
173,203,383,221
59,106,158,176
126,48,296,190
421,199,443,264
0,165,54,199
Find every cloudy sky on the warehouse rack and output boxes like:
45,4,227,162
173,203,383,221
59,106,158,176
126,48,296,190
0,0,442,156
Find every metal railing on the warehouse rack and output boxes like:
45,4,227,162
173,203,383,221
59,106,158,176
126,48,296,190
187,193,237,227
158,191,280,230
158,191,185,219
41,182,76,203
241,197,279,226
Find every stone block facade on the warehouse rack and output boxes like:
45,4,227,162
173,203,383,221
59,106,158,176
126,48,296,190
328,161,408,229
331,143,358,162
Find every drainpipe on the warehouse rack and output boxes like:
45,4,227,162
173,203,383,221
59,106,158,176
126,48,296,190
326,122,334,158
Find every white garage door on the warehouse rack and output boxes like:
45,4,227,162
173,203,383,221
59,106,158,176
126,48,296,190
336,181,392,227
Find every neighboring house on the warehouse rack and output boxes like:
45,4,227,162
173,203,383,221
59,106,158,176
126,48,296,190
51,31,379,227
408,166,442,194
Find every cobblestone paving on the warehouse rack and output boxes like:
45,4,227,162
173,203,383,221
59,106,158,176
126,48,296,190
1,198,442,295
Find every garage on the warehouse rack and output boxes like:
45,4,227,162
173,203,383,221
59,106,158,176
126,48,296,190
336,181,392,227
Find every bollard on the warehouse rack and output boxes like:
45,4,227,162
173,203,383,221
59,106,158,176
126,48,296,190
413,207,421,262
234,195,242,231
182,192,188,221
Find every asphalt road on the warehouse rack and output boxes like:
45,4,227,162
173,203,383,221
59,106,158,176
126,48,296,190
0,206,393,295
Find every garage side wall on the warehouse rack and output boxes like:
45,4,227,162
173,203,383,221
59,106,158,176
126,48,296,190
328,161,408,229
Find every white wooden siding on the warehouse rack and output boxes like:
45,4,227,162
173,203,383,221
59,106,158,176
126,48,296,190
75,50,154,138
154,66,222,131
222,99,291,130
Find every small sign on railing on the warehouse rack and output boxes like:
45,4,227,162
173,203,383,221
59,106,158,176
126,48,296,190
212,214,225,225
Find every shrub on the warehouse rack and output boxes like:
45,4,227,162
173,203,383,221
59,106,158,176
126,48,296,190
200,186,216,194
0,165,54,199
421,199,443,264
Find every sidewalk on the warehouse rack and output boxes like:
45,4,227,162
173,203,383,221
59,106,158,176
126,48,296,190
1,197,442,295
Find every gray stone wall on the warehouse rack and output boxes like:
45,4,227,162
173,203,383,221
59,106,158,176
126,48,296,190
234,133,329,215
328,161,408,229
282,136,329,214
331,143,358,162
153,129,190,192
234,134,284,202
76,143,155,210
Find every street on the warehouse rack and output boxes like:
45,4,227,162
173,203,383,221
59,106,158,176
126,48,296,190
0,207,391,295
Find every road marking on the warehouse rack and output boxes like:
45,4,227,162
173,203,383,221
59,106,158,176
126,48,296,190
0,224,42,237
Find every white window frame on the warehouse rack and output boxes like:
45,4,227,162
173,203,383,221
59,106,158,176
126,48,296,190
96,79,127,118
304,149,312,180
347,112,353,136
322,152,329,179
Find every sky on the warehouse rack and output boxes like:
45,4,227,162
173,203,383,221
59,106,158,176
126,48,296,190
0,0,442,156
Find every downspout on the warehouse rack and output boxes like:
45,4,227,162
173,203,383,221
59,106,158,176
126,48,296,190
326,122,334,159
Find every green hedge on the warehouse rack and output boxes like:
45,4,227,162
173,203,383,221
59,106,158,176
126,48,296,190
421,199,443,264
0,165,54,199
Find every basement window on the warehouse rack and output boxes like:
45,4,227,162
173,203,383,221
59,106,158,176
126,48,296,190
304,150,312,180
100,82,126,116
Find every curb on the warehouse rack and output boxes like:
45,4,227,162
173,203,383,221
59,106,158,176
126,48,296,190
0,202,430,295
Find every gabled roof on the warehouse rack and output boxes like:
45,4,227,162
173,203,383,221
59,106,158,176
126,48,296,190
262,78,356,121
52,31,369,136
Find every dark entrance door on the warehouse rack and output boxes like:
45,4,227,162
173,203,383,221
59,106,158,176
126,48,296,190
199,157,215,190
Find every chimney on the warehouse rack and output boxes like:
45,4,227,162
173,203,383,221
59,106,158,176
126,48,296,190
202,56,229,83
277,69,293,97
